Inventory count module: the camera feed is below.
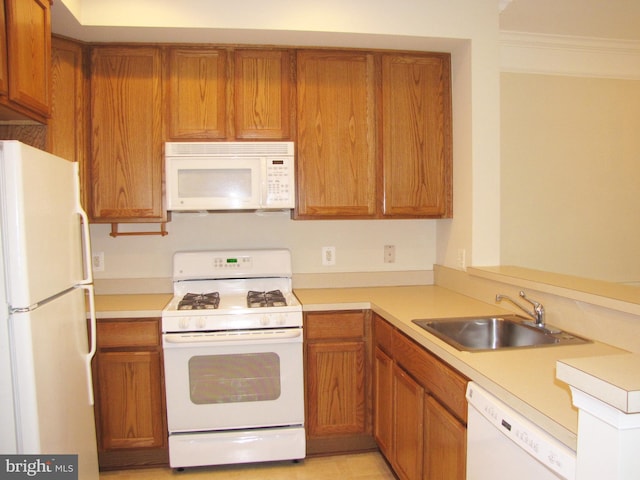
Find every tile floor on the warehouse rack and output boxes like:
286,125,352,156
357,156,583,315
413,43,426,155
99,452,396,479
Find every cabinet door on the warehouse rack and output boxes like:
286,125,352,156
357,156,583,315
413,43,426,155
296,50,377,218
95,350,166,451
4,0,51,117
424,395,466,480
48,38,84,165
394,364,424,480
234,49,293,139
89,47,165,222
373,346,393,457
381,53,452,218
0,1,7,97
166,48,227,139
307,341,367,436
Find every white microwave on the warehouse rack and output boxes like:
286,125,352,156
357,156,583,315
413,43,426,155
165,142,295,211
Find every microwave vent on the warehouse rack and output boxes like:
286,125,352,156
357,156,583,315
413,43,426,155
166,142,294,157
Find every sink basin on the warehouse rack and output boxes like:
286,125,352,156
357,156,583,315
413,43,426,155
412,315,590,351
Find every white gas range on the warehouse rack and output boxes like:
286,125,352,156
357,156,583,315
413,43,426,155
161,249,305,469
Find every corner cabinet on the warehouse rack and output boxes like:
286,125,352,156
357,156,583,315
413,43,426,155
88,46,166,223
373,314,467,480
0,0,51,123
304,310,376,455
92,317,169,469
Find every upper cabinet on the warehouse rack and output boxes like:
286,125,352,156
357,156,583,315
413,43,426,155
0,0,51,123
295,50,452,220
166,48,228,140
166,48,293,141
296,50,377,218
48,37,85,164
234,49,293,139
381,53,452,217
88,46,166,223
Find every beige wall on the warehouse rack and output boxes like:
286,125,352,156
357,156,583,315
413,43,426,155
500,73,640,284
73,0,502,287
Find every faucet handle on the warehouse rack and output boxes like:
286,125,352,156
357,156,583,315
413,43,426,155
518,291,545,325
519,290,540,308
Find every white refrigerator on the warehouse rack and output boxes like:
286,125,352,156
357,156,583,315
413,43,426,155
0,141,99,478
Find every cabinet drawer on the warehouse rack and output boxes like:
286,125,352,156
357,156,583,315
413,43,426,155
97,319,160,348
373,314,393,355
305,311,365,340
393,329,468,422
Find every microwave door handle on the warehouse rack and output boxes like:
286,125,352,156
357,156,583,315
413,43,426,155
260,159,268,206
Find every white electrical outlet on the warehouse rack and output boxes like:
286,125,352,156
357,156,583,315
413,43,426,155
92,252,105,272
322,246,336,266
384,245,396,263
457,248,466,270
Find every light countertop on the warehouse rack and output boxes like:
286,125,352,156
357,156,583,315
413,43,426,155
92,293,172,318
293,285,628,450
93,286,630,450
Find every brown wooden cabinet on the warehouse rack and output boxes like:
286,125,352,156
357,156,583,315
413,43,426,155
92,317,168,469
166,47,228,140
393,363,425,480
296,50,377,218
88,46,166,223
234,49,293,139
296,50,452,220
304,310,376,455
381,53,452,218
424,395,466,479
0,0,51,123
166,47,293,141
373,313,467,480
47,37,85,164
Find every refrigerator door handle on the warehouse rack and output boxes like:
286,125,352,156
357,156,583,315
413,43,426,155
80,284,97,406
74,162,93,286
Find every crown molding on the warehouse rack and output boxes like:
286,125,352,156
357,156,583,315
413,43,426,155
500,31,640,80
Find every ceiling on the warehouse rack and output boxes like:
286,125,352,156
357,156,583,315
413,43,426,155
500,0,640,41
51,0,640,42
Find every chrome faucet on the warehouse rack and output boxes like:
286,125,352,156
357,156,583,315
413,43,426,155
495,290,546,328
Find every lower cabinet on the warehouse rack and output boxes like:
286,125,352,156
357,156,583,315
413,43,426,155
373,313,468,480
92,317,168,469
304,310,376,455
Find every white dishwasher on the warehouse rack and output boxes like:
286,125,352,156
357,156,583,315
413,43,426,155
466,382,576,480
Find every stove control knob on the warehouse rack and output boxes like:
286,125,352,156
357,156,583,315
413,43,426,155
277,314,287,326
179,317,191,329
197,317,206,329
260,315,270,327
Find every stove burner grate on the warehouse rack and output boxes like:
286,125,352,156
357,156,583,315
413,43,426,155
247,290,287,308
178,292,220,310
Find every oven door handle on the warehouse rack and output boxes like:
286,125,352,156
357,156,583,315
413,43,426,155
163,328,302,345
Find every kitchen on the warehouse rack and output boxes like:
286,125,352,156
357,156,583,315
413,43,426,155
1,0,639,479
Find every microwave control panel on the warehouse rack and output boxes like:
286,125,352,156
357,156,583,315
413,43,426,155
265,158,295,208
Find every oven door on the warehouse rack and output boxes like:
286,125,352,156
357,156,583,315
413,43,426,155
162,328,304,433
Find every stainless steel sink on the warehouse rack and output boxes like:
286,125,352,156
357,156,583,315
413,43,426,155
412,315,590,351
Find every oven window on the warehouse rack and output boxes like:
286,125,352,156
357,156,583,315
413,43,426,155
188,353,281,404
